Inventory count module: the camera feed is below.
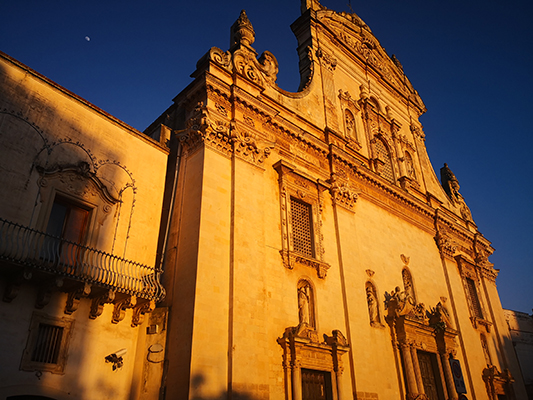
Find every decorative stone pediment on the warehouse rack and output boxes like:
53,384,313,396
37,161,120,206
317,11,425,112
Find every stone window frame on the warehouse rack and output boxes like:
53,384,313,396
20,312,74,374
456,255,492,332
35,165,119,251
274,160,330,279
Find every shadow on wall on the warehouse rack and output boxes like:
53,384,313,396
187,373,258,400
0,57,136,400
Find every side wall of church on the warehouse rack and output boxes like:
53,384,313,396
0,53,169,400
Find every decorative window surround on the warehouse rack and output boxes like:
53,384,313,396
455,255,492,332
21,312,74,374
274,160,330,279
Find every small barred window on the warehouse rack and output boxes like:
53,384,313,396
21,312,73,374
290,197,314,257
466,278,483,319
31,323,64,364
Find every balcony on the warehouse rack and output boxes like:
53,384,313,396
0,218,165,322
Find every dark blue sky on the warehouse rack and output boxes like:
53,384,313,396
2,0,532,313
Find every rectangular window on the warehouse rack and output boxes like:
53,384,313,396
21,313,73,374
301,369,333,400
31,323,64,364
290,197,314,258
466,277,483,319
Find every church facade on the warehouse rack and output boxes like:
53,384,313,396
0,1,527,399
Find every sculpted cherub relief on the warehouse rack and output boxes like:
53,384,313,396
385,286,415,318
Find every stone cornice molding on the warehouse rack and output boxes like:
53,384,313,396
329,148,437,233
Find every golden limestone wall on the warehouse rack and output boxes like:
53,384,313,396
157,1,527,399
0,53,168,400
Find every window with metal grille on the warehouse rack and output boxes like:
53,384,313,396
375,138,394,182
290,197,314,257
31,323,64,364
21,313,73,374
466,278,483,319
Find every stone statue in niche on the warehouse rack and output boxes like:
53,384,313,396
405,152,416,179
344,109,356,141
440,163,474,223
436,300,452,327
298,283,312,327
366,282,380,326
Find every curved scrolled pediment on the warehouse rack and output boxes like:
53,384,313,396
316,10,426,113
36,161,120,206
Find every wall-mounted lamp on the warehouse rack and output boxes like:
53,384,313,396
105,348,127,371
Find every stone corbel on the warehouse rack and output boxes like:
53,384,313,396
180,103,233,156
64,282,91,315
35,277,64,309
2,268,32,303
112,295,137,324
131,300,155,328
89,289,116,320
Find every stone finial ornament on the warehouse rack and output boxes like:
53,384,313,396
230,10,255,51
440,163,474,222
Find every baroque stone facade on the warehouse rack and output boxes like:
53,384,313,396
0,1,527,399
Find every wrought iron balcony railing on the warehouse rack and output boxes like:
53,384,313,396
0,218,165,302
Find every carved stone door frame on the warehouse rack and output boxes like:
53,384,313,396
278,326,349,400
